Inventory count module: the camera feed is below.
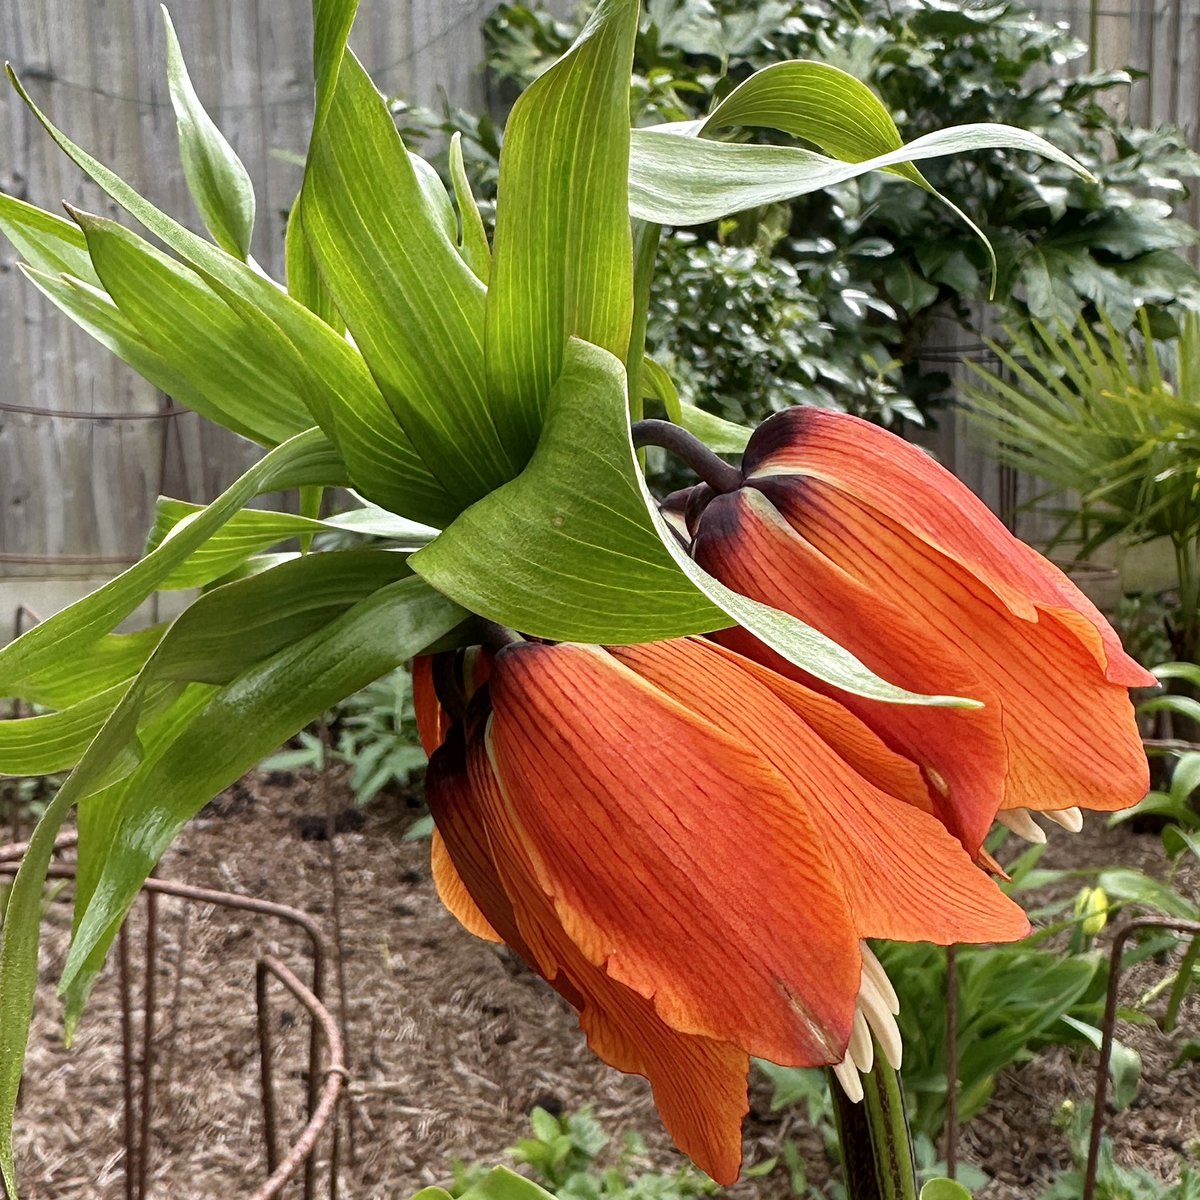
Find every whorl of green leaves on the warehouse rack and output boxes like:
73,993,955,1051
0,0,1091,1190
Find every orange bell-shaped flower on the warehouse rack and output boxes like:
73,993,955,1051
686,408,1154,856
417,636,1028,1182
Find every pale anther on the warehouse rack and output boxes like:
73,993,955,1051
1045,806,1084,833
996,807,1047,844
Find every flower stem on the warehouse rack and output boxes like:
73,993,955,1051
828,1054,918,1200
630,419,743,494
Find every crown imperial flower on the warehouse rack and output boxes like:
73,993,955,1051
682,408,1154,854
417,635,1028,1182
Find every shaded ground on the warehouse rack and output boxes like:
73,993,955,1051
10,768,1200,1199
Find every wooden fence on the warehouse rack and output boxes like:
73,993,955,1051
0,0,1197,633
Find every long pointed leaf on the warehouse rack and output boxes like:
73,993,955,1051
485,0,638,449
72,209,311,445
161,7,256,259
628,122,1092,226
0,429,346,699
5,68,454,527
300,50,510,504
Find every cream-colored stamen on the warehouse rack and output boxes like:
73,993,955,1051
832,1056,865,1104
1045,806,1084,833
860,942,900,1015
847,1008,874,1074
996,807,1047,844
832,943,903,1101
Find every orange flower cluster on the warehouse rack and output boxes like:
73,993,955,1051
415,410,1152,1183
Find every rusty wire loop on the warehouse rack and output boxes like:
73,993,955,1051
0,848,343,1199
1083,917,1200,1200
252,956,347,1200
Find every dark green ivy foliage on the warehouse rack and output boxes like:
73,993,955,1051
397,0,1200,433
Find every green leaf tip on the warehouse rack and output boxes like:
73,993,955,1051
160,6,257,259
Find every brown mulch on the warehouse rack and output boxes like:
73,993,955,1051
9,769,1200,1200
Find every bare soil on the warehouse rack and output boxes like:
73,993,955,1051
9,768,1200,1200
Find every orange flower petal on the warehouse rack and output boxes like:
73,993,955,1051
426,724,527,953
412,656,450,756
487,641,861,1067
430,827,502,944
763,481,1150,817
694,488,1007,854
458,734,750,1184
610,639,1029,947
744,409,1155,688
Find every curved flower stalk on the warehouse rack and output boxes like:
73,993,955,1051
415,638,1029,1182
667,409,1154,856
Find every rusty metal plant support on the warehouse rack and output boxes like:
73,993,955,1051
1083,917,1200,1200
0,847,345,1200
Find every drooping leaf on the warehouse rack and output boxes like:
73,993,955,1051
145,498,435,591
413,339,975,708
0,192,99,283
161,7,256,259
485,0,638,451
61,574,466,1017
628,122,1092,227
0,685,131,777
700,60,924,186
0,570,463,1193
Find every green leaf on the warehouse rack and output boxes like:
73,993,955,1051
61,574,465,1021
679,404,752,453
20,267,223,428
628,122,1092,227
145,498,434,591
1060,1016,1141,1109
0,192,99,283
1097,869,1200,921
300,45,511,506
8,630,166,714
0,685,130,776
920,1180,975,1200
284,193,343,330
71,208,311,446
161,7,256,259
0,429,346,701
450,131,492,283
700,60,924,187
0,573,465,1194
6,67,455,528
414,339,977,708
459,1167,557,1200
485,0,638,451
639,355,683,423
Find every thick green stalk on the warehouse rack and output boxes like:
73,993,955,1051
828,1053,918,1200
